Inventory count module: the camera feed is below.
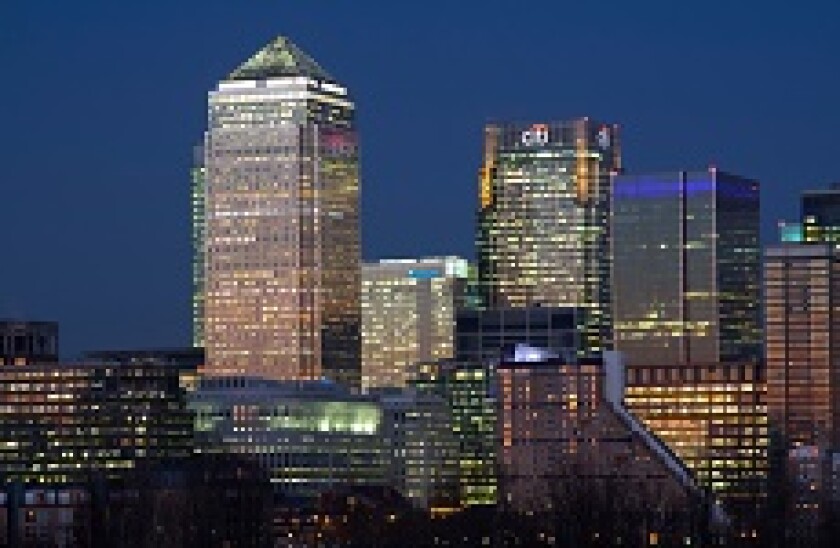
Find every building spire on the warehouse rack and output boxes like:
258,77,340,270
226,35,335,82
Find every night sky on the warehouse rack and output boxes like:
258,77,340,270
2,1,839,358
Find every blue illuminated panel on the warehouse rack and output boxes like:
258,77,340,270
613,173,757,200
408,269,441,279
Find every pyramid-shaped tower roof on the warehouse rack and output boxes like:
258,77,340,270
226,36,335,82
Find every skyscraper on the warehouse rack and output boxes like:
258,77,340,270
361,257,469,391
476,119,620,354
765,243,840,451
611,168,761,366
203,36,361,388
612,168,765,527
191,144,205,348
764,243,840,536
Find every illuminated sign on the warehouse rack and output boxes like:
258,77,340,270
521,124,549,146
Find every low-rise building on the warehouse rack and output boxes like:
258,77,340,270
0,362,194,485
496,348,698,515
190,377,386,500
376,388,459,511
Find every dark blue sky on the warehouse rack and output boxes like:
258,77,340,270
2,1,839,357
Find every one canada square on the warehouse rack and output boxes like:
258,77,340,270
202,36,361,388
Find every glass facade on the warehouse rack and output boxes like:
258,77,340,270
477,120,620,355
612,168,761,366
0,362,194,484
410,360,497,507
455,307,585,365
377,389,460,510
203,36,361,388
361,257,469,391
191,144,205,348
765,245,840,450
497,355,695,514
624,363,768,521
190,377,385,499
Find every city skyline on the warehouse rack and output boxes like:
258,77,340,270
2,2,840,359
3,4,840,544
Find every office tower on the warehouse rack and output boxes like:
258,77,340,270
764,243,840,538
377,388,460,510
496,349,706,532
477,119,620,354
191,144,206,348
765,244,840,450
612,168,761,366
190,377,385,499
361,257,468,391
455,307,585,364
0,362,194,484
203,36,361,388
0,320,58,365
624,363,768,517
802,183,840,243
410,360,497,507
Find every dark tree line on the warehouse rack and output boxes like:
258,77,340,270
71,453,274,548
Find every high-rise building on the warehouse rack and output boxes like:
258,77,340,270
191,144,206,348
361,257,468,391
802,184,840,243
765,244,840,450
203,36,361,388
764,243,840,538
476,119,620,354
0,320,58,365
410,360,497,507
611,168,761,366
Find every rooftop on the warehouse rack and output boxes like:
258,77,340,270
226,35,335,82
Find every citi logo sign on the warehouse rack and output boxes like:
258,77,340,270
520,124,549,146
